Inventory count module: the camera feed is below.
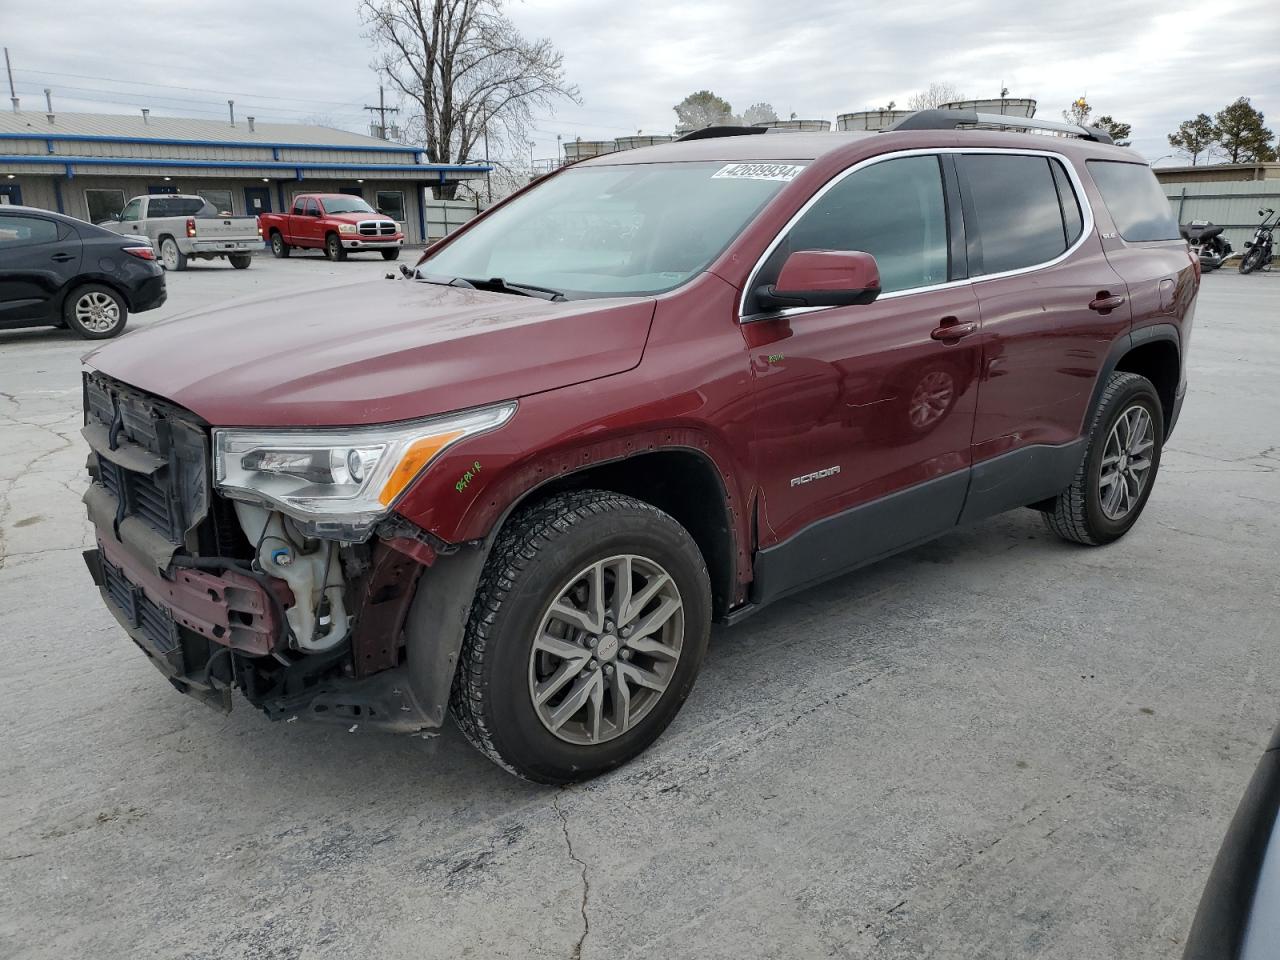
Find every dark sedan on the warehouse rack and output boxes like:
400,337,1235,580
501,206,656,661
1184,721,1280,959
0,205,166,339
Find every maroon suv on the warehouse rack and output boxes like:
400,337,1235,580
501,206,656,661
80,114,1197,782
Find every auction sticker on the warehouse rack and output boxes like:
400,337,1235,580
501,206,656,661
712,162,806,182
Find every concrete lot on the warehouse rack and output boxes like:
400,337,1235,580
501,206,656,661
1,256,1277,960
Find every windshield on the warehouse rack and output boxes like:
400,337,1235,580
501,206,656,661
323,196,376,214
420,161,805,298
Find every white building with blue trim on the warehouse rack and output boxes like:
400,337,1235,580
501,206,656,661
0,110,490,244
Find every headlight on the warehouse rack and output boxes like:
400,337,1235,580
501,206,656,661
338,223,357,234
213,402,516,537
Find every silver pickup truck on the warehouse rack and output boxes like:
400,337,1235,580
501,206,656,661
102,195,262,271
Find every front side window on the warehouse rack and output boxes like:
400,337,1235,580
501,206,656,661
0,214,58,249
1087,160,1180,242
750,154,949,310
960,154,1069,275
85,189,126,225
422,161,802,299
119,198,143,222
376,191,405,222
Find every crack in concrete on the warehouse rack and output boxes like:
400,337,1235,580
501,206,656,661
553,794,590,960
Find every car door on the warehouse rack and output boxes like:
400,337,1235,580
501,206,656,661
955,151,1133,522
743,153,983,603
110,197,146,239
302,197,324,244
0,212,81,326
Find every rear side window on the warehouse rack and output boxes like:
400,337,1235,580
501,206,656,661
959,154,1067,275
0,214,58,249
1087,160,1180,241
1050,162,1084,246
758,154,949,297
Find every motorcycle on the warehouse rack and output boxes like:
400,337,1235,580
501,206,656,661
1238,207,1276,275
1180,219,1233,272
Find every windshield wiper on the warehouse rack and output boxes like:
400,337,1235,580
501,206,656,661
461,277,566,301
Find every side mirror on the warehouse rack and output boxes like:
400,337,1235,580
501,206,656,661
755,250,881,312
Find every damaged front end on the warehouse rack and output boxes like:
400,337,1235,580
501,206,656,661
80,372,499,732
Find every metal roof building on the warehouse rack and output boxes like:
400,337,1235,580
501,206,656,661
0,111,490,244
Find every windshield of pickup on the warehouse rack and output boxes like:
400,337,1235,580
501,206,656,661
419,161,806,298
322,196,376,214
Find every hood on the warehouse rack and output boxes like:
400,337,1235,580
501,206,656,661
85,280,656,426
326,211,396,225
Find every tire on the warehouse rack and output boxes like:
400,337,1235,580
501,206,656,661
63,284,128,340
158,236,187,271
381,248,401,261
269,232,290,258
1239,247,1264,274
324,233,347,261
450,490,712,783
228,254,252,270
1042,371,1164,546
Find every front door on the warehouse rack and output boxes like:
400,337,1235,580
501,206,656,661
0,183,22,206
243,186,272,217
0,212,80,326
744,153,982,602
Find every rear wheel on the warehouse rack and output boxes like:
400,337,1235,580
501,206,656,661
324,233,347,261
1043,371,1163,545
1239,247,1264,274
63,284,128,340
381,248,401,261
228,254,252,270
450,490,712,783
269,232,290,258
159,236,187,271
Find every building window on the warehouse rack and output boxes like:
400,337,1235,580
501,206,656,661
199,189,234,215
376,191,406,223
85,189,126,225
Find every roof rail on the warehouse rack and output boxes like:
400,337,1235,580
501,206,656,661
675,125,770,142
887,109,1114,145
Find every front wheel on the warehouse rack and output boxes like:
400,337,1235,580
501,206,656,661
450,490,712,783
1239,247,1264,274
381,248,401,261
1042,371,1163,546
324,233,347,261
228,254,252,270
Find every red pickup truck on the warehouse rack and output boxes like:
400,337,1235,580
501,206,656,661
259,193,403,261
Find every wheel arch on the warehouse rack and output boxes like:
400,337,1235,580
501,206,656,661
1114,326,1181,435
59,274,136,313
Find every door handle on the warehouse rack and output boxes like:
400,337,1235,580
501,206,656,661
930,318,977,342
50,252,75,262
1088,293,1126,313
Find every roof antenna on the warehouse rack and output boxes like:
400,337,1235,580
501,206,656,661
228,99,235,126
4,48,17,112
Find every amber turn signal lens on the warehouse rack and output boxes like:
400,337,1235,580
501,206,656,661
377,430,465,506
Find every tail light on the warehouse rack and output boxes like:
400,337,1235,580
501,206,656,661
257,219,263,238
1189,247,1201,282
186,217,197,238
123,246,156,261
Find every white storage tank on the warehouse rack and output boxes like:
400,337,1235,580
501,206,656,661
938,98,1037,118
836,110,914,131
562,139,617,162
613,134,676,151
754,119,832,132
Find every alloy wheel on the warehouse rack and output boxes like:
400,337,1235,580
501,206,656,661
1098,404,1155,520
528,554,684,745
74,291,121,333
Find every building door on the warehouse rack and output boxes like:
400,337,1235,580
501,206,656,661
338,186,364,197
147,183,178,194
243,186,271,216
0,183,22,205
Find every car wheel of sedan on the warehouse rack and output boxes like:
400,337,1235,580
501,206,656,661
325,233,347,261
381,248,400,261
270,233,290,258
64,284,128,340
159,236,187,271
450,489,712,783
1042,371,1163,545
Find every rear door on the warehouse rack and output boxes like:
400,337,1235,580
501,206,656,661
958,151,1131,519
743,153,983,601
0,212,81,326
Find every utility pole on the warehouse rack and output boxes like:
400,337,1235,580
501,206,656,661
481,104,491,205
4,48,17,112
364,86,399,140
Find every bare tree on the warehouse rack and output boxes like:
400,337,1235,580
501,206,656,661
907,82,964,111
361,0,579,198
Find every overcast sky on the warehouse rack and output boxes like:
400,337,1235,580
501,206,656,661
2,0,1277,164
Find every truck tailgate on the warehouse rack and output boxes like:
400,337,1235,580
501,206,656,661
193,216,259,240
